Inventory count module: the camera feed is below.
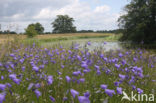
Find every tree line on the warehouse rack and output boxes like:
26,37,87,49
0,31,17,34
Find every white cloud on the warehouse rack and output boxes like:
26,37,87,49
33,0,91,20
12,13,25,19
94,5,110,13
0,0,120,32
33,8,52,19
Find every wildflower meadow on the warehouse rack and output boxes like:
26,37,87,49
0,42,155,103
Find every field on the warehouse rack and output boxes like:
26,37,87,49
0,33,155,103
0,33,120,44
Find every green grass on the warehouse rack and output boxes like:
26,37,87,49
22,34,121,47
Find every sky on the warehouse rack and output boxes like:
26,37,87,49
0,0,130,33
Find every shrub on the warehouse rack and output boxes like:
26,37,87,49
25,25,38,38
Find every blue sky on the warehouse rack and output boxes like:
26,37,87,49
0,0,130,32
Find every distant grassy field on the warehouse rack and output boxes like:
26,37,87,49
0,33,121,44
36,33,113,39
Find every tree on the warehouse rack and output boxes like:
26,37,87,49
34,22,44,34
28,23,44,34
25,25,37,38
118,0,156,44
51,15,76,33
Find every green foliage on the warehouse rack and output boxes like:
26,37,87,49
25,25,37,38
34,22,44,34
77,30,94,33
52,15,76,33
118,0,156,44
25,22,44,37
0,30,17,34
27,22,44,34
